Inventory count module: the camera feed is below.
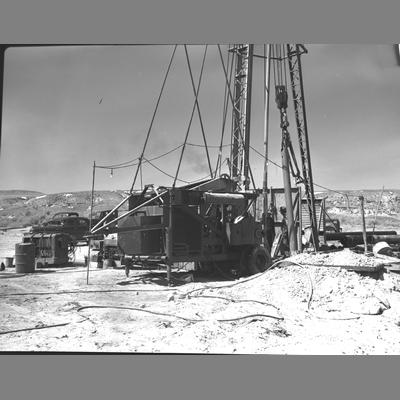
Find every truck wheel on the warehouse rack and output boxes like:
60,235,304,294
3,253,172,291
248,246,271,275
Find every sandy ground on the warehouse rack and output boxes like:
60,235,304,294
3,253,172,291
1,229,400,354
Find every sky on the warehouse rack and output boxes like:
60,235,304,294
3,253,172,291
0,44,399,194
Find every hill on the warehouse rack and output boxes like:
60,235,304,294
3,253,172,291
1,188,400,231
0,189,129,229
322,189,400,231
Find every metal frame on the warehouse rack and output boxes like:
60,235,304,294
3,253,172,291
286,44,319,250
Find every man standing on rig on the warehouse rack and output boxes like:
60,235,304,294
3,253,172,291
279,206,290,256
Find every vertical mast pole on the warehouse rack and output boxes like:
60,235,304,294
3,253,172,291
263,44,271,248
243,44,253,190
230,44,253,189
231,47,242,182
87,160,96,284
359,195,368,254
281,129,298,254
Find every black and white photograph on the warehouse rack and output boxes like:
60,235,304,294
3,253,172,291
1,43,400,354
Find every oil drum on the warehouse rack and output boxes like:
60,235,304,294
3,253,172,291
15,243,35,273
103,259,114,269
4,257,14,268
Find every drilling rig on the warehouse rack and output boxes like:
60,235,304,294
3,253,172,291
88,44,319,283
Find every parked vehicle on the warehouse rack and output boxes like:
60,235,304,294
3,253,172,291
31,212,90,244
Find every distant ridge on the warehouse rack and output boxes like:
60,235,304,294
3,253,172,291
0,189,128,229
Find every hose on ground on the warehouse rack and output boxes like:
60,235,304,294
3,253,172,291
76,305,283,322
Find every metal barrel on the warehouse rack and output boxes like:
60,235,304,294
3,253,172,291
14,243,35,273
103,259,114,269
4,257,14,268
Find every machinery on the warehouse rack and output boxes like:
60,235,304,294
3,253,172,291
88,44,319,282
116,179,268,276
22,232,71,268
31,212,90,244
25,211,91,267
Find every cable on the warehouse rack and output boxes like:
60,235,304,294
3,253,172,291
0,287,176,298
186,142,230,149
249,144,359,199
96,143,184,170
183,258,290,298
146,143,184,163
0,322,70,336
281,259,314,309
216,49,234,176
96,157,140,170
184,45,213,177
250,144,284,170
76,305,283,322
143,157,190,184
130,45,178,193
189,294,281,311
174,46,208,186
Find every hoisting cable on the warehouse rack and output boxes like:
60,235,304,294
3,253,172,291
173,45,208,187
217,44,257,191
272,44,301,183
184,45,213,178
130,44,178,193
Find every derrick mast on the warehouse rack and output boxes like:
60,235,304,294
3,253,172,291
286,44,319,251
229,44,254,190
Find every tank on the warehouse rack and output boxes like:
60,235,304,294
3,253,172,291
15,243,35,273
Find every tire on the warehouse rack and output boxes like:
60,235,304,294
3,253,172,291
248,246,272,275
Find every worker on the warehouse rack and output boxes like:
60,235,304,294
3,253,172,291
264,209,275,249
279,206,290,256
